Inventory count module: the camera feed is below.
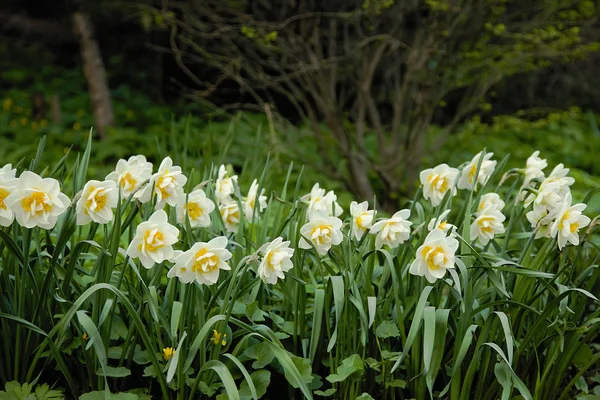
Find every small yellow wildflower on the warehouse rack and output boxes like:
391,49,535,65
20,118,27,126
73,122,81,131
211,329,227,346
162,347,175,361
82,333,89,341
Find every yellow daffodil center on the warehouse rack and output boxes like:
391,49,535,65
266,251,277,271
438,221,447,230
428,174,449,192
478,201,487,212
221,206,240,225
570,222,579,233
192,248,220,273
82,333,89,341
162,347,175,361
560,210,570,225
311,224,332,245
0,187,9,209
21,190,52,215
139,230,165,252
356,212,370,230
421,245,447,271
468,165,478,183
186,202,203,220
477,216,495,234
119,172,137,190
211,330,227,346
84,186,107,214
156,172,172,199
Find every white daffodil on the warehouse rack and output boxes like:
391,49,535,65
106,155,153,198
519,151,548,201
298,216,343,256
136,157,187,209
427,209,455,234
524,150,547,186
0,164,18,227
176,189,215,228
526,203,555,239
166,250,195,283
168,236,232,285
257,237,294,284
243,179,267,220
219,199,241,233
301,183,343,221
127,209,179,269
76,180,118,225
470,208,505,245
524,163,574,209
5,171,70,229
477,193,505,215
350,201,375,241
215,165,238,204
0,164,16,180
369,210,412,249
550,192,591,250
457,151,497,191
419,163,459,207
409,228,459,283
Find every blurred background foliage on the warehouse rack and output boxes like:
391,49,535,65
1,0,599,212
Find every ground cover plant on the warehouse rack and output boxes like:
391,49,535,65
1,136,600,399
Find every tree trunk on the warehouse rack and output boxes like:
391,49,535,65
72,12,114,140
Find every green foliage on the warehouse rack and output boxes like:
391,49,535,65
0,382,64,400
0,136,598,399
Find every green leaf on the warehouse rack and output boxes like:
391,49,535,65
245,301,267,322
239,370,270,399
133,345,151,365
386,379,407,388
96,366,132,378
243,342,275,369
355,394,375,400
375,321,400,339
314,388,336,397
34,383,64,399
422,306,436,374
391,286,434,373
327,276,345,352
288,354,313,385
170,301,183,341
495,361,512,400
577,376,590,394
326,354,364,383
199,360,241,400
166,331,188,383
574,345,594,368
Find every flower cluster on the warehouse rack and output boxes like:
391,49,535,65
0,147,591,291
520,152,590,249
0,166,70,229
